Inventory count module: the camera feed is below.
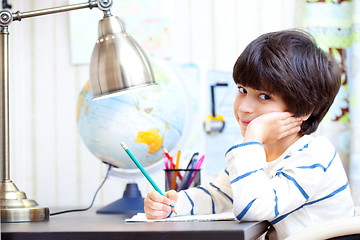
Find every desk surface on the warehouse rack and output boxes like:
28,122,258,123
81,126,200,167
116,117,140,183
1,210,269,240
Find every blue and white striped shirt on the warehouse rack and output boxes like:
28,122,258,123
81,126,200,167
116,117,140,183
173,135,355,240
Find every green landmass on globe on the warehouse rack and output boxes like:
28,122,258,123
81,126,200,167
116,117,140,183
76,60,187,171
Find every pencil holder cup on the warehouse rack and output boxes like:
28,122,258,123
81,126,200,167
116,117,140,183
164,169,201,192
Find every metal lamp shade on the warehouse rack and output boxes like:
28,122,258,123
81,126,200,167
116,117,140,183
89,16,156,100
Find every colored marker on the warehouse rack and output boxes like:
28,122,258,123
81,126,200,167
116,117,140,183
171,151,181,189
186,152,199,169
186,155,205,188
120,142,176,214
163,148,175,168
194,155,205,169
164,157,169,170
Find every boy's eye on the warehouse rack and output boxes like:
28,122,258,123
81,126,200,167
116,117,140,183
238,87,247,94
260,94,271,100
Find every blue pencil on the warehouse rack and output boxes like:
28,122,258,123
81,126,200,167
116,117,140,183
120,142,176,213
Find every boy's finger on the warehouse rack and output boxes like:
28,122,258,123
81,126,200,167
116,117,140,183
166,190,178,201
144,203,171,219
146,199,172,212
147,190,171,205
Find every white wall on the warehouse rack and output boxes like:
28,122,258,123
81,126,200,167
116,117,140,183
6,0,303,210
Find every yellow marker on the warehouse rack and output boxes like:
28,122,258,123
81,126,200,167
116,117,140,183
171,151,181,190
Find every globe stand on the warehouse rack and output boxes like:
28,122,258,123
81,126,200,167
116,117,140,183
96,183,144,215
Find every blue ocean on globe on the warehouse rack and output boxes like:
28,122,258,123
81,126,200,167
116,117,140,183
76,59,187,171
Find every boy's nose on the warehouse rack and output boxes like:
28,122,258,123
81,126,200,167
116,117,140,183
238,97,255,113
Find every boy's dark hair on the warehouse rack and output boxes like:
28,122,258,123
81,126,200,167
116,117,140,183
233,29,341,135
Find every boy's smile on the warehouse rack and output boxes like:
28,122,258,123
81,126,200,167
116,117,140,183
233,85,288,137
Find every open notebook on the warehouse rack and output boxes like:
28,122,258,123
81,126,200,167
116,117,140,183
125,211,237,222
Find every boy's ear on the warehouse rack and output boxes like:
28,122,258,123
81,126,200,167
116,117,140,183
301,112,312,121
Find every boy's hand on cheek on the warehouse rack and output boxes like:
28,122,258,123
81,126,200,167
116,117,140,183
243,112,302,145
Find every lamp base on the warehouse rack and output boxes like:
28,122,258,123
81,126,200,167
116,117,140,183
0,180,49,222
96,183,144,215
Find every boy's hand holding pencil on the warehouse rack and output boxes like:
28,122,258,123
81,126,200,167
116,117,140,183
120,142,177,216
144,148,203,219
144,190,178,219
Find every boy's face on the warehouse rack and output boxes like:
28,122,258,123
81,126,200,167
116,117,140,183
233,84,288,137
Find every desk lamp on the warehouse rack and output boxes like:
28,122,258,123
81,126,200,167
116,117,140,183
0,0,156,222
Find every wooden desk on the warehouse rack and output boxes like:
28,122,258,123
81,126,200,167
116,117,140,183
1,210,269,240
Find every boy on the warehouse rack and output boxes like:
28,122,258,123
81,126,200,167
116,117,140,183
144,29,355,239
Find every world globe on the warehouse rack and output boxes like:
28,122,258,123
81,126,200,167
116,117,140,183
76,59,188,174
76,59,189,214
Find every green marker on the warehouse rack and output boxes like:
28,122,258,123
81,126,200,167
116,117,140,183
120,142,176,213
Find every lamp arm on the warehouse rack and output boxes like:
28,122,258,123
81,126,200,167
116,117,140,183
0,0,113,26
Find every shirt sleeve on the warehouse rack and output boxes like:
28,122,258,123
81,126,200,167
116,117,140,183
173,169,234,216
173,138,350,222
225,141,274,221
224,140,345,222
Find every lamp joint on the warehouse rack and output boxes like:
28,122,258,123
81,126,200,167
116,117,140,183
97,0,113,11
0,10,12,26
